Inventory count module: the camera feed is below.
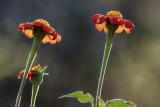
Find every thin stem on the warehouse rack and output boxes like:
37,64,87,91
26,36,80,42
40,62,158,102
95,30,115,107
31,84,40,107
15,37,42,107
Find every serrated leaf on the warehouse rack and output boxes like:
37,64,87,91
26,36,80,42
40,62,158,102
60,91,94,107
106,99,136,107
99,97,105,107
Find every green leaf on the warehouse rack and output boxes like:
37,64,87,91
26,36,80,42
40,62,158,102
60,91,94,107
99,97,105,107
106,99,136,107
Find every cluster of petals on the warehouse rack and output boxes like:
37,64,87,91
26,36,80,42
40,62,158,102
17,19,61,44
92,11,135,34
18,64,41,81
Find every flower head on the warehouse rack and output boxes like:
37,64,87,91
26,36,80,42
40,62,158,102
18,64,41,81
92,10,135,34
17,19,61,44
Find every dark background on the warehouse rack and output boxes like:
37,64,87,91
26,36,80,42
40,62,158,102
0,0,160,107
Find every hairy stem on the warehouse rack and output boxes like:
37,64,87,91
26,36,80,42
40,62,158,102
31,84,40,107
15,37,41,107
95,29,115,107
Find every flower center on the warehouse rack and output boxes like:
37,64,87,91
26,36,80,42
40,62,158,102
106,10,123,18
35,19,50,26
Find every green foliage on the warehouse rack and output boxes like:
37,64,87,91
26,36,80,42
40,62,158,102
98,97,105,107
60,91,94,107
60,92,136,107
106,99,136,107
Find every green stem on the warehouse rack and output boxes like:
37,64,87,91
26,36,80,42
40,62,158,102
31,84,40,107
15,37,42,107
95,29,115,107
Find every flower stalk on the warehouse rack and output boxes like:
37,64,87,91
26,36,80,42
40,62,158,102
95,28,115,107
31,84,40,107
16,19,61,107
15,36,42,107
92,11,135,107
30,66,47,107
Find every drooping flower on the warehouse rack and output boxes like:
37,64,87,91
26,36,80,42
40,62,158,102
18,64,41,81
17,19,61,44
92,10,135,34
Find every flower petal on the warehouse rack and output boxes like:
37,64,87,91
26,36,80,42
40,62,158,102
50,33,59,44
42,35,51,44
104,26,108,33
24,29,33,39
35,19,50,26
92,14,101,23
50,40,57,44
43,24,52,33
17,23,24,31
32,64,40,70
18,70,25,79
18,19,61,44
125,20,135,29
95,24,104,32
56,34,62,42
30,70,36,73
26,72,32,81
118,19,125,25
92,11,134,35
92,14,104,24
49,27,55,34
52,32,57,40
23,22,33,29
115,25,124,34
124,28,132,34
109,17,120,25
124,20,135,34
100,16,108,23
33,21,42,27
102,22,108,33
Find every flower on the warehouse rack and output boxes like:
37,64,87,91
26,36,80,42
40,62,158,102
18,64,41,81
17,19,61,44
92,10,135,34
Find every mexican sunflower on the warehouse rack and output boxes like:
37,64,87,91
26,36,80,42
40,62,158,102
17,19,61,44
18,64,40,81
92,10,135,34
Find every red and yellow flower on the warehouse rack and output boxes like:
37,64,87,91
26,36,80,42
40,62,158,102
18,64,40,81
92,10,135,34
17,19,61,44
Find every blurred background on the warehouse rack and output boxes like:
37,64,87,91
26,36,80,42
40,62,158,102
0,0,160,106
